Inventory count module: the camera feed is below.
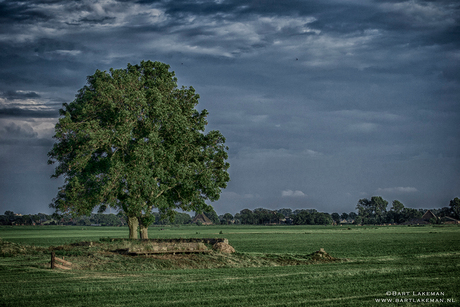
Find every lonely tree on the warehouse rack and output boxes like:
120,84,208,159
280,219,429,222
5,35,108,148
48,61,230,239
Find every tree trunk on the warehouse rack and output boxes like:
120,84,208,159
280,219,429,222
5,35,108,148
139,211,152,240
128,216,139,239
140,224,149,240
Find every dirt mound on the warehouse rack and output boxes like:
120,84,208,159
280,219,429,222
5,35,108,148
310,248,336,261
213,242,235,253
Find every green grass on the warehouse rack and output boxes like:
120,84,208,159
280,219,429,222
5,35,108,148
1,224,459,306
0,225,129,246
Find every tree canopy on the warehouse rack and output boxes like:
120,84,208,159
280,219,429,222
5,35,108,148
449,197,460,219
355,196,388,224
48,60,230,239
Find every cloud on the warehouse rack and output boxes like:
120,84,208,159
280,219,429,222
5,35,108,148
221,191,260,198
0,1,167,45
0,91,59,118
379,1,457,29
0,108,59,118
281,190,305,197
0,122,37,139
303,149,323,157
3,90,41,100
376,187,418,193
333,110,403,122
0,119,55,146
347,122,378,133
49,50,82,57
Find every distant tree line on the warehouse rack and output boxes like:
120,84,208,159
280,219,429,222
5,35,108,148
2,197,458,226
353,196,460,225
231,208,340,225
0,211,125,226
211,197,458,226
0,210,209,226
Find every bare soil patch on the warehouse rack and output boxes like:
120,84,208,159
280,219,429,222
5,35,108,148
309,248,338,262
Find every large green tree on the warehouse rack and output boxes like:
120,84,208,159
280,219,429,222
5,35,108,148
356,196,388,224
388,200,405,223
223,213,233,225
48,61,230,239
391,200,404,214
331,212,340,223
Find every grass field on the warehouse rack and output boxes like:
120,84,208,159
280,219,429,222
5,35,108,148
1,224,459,306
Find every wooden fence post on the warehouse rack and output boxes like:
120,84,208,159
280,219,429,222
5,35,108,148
50,254,72,270
51,252,55,269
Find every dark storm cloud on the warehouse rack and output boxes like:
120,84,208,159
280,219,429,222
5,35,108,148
1,122,37,139
3,90,40,100
0,1,49,24
155,0,460,45
0,137,54,147
0,108,59,118
0,121,53,146
79,16,116,24
156,0,325,17
0,91,60,119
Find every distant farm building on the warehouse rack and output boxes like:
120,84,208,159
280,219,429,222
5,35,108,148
441,216,460,224
339,219,354,224
192,213,213,225
422,210,436,221
401,210,459,225
401,210,434,225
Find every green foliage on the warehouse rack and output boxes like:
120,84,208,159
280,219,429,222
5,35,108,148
222,213,233,225
47,60,230,238
252,208,283,224
236,208,286,225
153,212,191,225
356,196,388,224
277,208,292,218
401,207,422,221
449,197,460,219
238,209,254,224
331,212,340,223
293,210,332,225
391,200,404,213
385,200,405,223
348,211,357,220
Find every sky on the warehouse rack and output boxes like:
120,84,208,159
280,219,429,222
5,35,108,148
0,0,459,216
